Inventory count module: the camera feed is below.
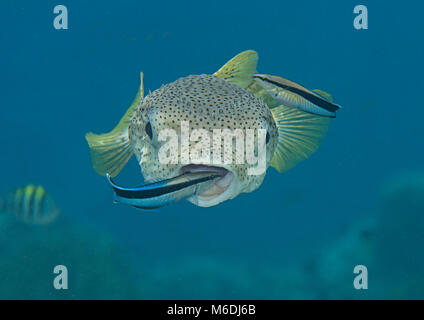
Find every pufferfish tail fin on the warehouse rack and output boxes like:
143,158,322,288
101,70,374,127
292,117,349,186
85,72,144,177
270,105,330,173
214,50,258,89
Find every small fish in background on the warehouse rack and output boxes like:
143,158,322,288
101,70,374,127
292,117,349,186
252,74,342,118
0,185,60,225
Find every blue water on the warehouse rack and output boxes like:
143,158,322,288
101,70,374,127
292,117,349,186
1,0,423,299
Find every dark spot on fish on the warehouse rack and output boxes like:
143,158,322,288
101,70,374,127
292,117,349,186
145,122,153,140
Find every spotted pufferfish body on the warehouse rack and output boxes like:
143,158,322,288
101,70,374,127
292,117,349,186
128,74,278,206
86,51,331,207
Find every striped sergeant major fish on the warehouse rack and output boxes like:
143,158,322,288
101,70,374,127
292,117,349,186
252,74,342,118
0,185,60,225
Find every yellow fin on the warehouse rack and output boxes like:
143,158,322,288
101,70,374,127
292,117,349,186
270,105,330,173
213,50,258,88
85,72,144,177
312,89,333,103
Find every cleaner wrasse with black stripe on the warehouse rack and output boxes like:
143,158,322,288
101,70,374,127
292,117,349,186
0,185,60,225
252,73,342,118
106,168,226,209
86,50,335,209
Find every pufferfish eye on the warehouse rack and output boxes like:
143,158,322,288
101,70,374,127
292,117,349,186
266,132,270,144
145,121,153,140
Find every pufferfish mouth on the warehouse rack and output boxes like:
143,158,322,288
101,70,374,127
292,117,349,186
179,164,234,200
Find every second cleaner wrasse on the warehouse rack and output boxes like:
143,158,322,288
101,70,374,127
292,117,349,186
252,73,342,118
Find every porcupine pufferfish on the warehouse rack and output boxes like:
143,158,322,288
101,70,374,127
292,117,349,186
85,51,335,209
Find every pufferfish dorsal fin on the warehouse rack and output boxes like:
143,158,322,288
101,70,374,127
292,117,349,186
85,72,144,177
270,105,330,173
312,89,333,103
214,50,258,89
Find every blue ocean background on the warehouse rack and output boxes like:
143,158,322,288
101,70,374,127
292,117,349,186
1,0,423,299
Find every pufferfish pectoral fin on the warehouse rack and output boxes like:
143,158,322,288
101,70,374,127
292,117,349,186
270,105,330,173
213,50,258,89
85,72,145,177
